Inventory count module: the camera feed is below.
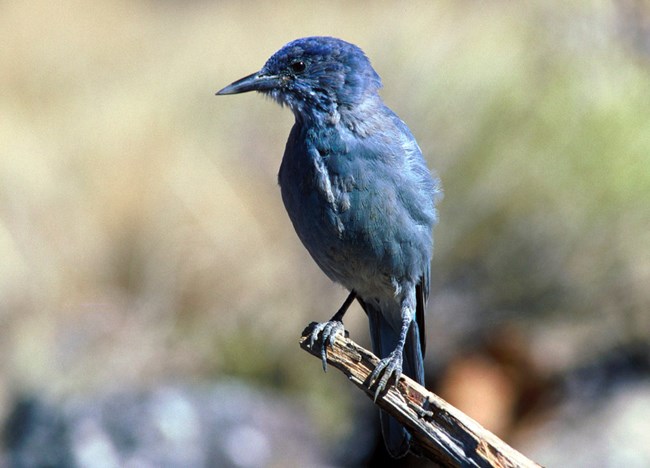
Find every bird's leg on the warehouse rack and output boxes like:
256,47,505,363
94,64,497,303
368,310,411,401
309,290,356,372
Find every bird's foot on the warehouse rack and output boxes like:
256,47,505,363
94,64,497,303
368,350,403,401
307,320,346,372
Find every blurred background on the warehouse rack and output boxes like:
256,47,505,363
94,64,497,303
1,0,649,466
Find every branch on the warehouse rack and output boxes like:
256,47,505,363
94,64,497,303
299,323,542,468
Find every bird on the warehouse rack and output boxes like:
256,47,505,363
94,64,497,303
217,36,441,458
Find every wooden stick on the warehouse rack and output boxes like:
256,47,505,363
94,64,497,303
299,323,542,467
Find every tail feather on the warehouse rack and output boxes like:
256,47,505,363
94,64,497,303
363,300,425,458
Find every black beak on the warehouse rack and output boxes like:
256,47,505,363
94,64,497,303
216,71,281,95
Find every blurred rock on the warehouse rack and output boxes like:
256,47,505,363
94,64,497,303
515,342,650,467
3,381,332,468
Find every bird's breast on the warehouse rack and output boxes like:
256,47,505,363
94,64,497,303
279,139,350,242
281,153,379,289
277,121,434,297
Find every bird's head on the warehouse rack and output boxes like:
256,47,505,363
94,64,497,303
217,36,382,120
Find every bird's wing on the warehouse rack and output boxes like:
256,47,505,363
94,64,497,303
416,271,428,356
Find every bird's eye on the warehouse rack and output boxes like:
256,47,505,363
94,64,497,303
290,61,306,73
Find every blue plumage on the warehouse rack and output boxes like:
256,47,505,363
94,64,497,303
217,36,441,458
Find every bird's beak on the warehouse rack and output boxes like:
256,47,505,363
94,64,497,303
216,71,281,95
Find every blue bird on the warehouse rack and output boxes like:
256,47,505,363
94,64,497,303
217,36,441,458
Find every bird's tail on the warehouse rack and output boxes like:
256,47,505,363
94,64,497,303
364,302,425,458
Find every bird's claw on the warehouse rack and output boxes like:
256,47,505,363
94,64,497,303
368,350,403,401
308,320,345,372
